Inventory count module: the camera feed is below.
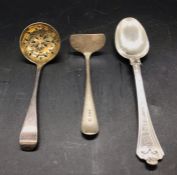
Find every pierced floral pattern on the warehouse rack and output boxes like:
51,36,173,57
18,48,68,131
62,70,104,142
20,23,60,64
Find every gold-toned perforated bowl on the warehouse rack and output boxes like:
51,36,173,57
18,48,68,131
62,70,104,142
19,22,60,66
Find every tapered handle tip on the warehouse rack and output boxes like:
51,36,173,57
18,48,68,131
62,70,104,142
81,128,99,135
81,121,99,135
19,131,38,151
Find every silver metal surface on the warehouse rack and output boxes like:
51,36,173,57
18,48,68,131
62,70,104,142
70,34,106,135
19,68,41,150
115,17,164,165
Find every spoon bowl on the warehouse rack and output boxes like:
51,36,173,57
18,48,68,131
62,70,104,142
20,22,60,67
115,17,149,61
70,34,105,55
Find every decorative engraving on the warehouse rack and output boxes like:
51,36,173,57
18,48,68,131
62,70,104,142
20,23,60,64
137,112,164,165
133,62,164,165
137,146,163,165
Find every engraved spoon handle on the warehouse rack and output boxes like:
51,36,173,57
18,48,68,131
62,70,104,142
131,60,164,165
81,53,99,135
19,66,42,150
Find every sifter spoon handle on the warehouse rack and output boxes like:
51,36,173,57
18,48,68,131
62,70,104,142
19,66,42,150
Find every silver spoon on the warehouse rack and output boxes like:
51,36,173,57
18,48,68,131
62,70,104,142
70,34,106,135
19,22,61,150
115,17,164,165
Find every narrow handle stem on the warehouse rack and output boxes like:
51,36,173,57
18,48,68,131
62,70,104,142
132,60,164,165
19,66,42,150
81,53,99,135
